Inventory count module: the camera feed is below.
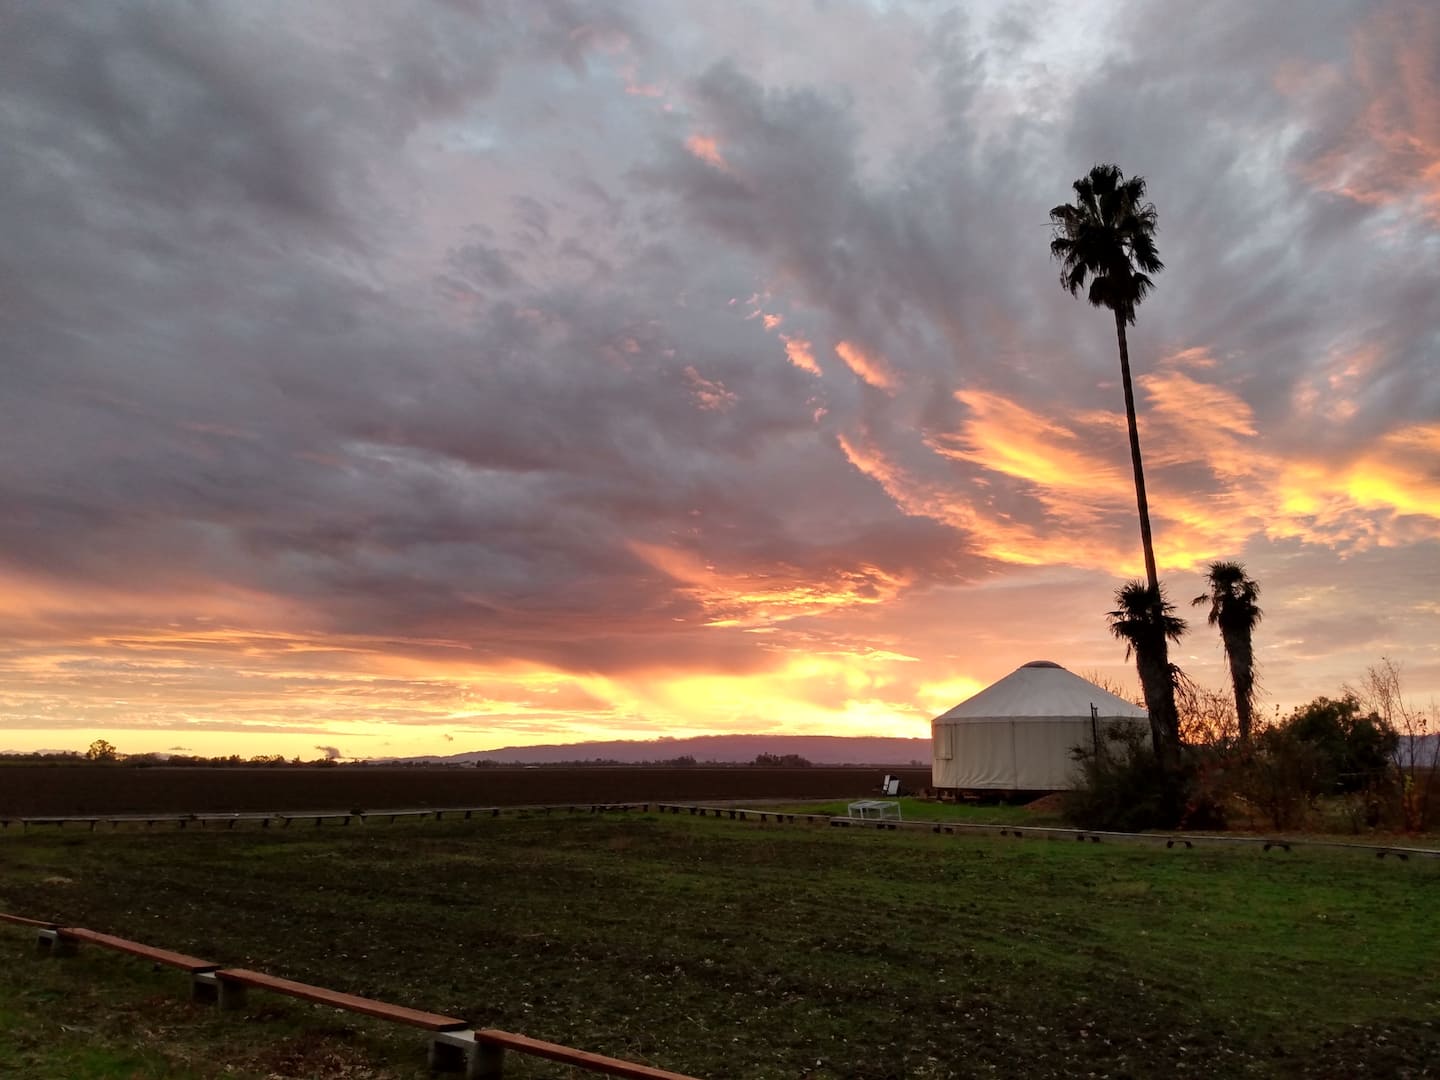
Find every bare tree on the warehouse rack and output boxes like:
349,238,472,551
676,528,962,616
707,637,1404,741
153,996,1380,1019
1173,674,1239,750
1078,668,1143,707
1348,658,1440,832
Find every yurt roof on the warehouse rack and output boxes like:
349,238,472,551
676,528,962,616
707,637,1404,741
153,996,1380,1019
935,660,1147,721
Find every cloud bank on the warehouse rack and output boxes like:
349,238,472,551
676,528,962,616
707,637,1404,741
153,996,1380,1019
1,1,1437,755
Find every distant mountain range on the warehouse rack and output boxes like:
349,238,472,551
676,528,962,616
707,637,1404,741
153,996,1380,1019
397,734,931,766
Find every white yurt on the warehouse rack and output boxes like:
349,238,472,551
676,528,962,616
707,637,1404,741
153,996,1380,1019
931,660,1148,792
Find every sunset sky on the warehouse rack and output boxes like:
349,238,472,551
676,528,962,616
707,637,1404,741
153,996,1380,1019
2,1,1438,760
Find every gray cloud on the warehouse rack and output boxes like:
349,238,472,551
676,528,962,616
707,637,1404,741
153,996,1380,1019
1,0,1438,745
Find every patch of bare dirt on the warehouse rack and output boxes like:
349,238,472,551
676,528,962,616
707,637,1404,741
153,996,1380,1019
1022,792,1066,814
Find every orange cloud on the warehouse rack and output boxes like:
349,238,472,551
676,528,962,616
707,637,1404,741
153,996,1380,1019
834,340,899,391
835,430,1130,571
1143,371,1257,440
781,333,822,375
0,600,941,756
638,657,932,739
934,389,1131,522
683,366,737,411
0,568,307,637
839,345,1440,578
1271,423,1440,543
1140,365,1262,483
629,540,911,628
684,133,727,170
1290,345,1381,424
1142,356,1440,553
1291,2,1440,223
915,675,987,716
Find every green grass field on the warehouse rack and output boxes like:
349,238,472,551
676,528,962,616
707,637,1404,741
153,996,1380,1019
1,812,1436,1078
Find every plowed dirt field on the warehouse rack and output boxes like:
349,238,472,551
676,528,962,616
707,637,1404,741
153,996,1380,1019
0,765,930,816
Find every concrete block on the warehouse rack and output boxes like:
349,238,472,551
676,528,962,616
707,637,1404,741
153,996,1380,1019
36,929,76,957
430,1029,505,1079
217,977,249,1011
191,971,218,1004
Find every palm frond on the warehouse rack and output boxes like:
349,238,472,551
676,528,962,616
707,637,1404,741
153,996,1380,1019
1193,560,1263,628
1108,581,1187,646
1049,163,1163,322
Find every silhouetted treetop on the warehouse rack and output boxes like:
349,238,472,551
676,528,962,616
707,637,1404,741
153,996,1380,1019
1049,163,1163,326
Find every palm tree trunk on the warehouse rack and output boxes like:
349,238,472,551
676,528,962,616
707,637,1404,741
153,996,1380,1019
1114,311,1159,594
1223,628,1255,743
1135,650,1170,759
1152,663,1181,770
1114,311,1179,771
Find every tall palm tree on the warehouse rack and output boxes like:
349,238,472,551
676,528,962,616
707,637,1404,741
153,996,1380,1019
1050,164,1165,593
1193,560,1263,743
1108,581,1186,765
1052,165,1181,766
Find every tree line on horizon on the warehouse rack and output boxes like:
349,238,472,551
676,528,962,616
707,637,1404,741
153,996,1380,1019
0,746,855,771
0,743,348,768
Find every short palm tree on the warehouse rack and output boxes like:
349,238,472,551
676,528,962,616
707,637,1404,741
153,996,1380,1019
1050,163,1165,592
1193,561,1263,742
1108,581,1186,764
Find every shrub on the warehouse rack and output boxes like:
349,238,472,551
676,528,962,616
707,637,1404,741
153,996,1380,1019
1231,695,1398,831
1281,695,1395,793
1240,725,1330,830
1062,726,1224,832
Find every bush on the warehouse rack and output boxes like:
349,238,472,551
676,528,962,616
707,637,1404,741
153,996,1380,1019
1281,696,1396,793
1066,681,1428,835
1232,696,1397,830
1062,726,1224,832
1240,726,1330,830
